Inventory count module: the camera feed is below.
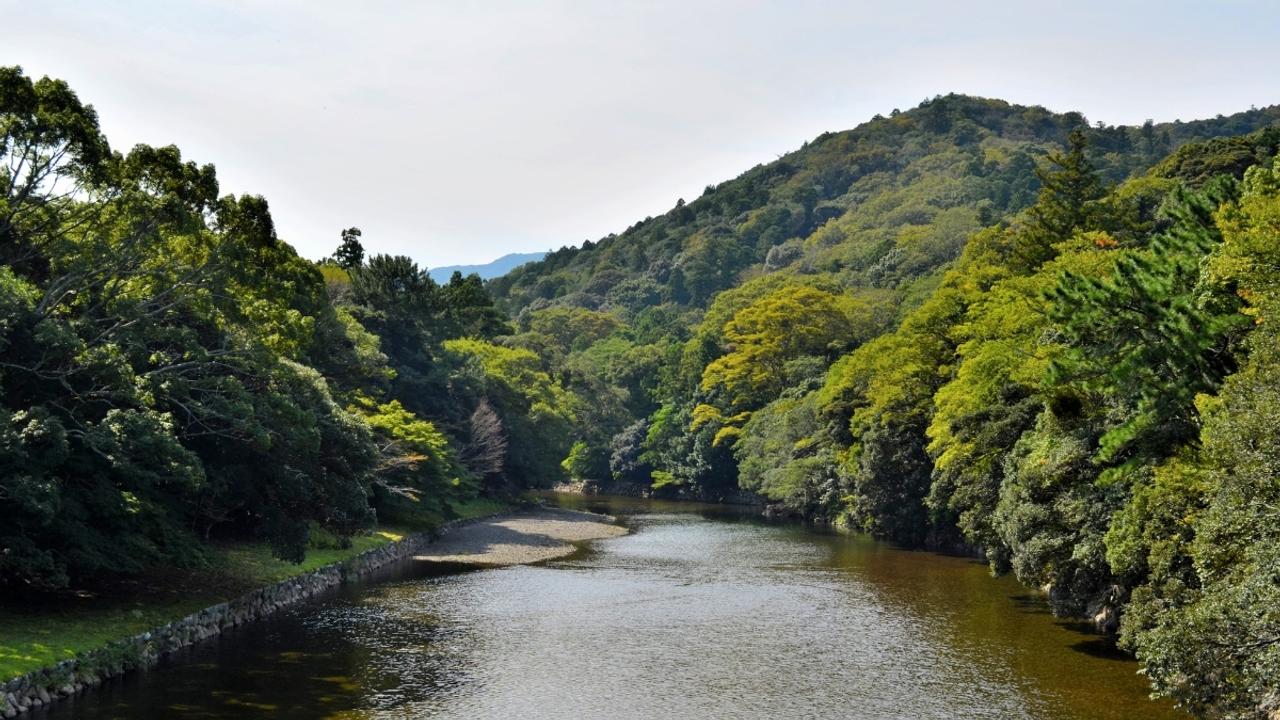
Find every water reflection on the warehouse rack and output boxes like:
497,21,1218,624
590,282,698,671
33,494,1181,719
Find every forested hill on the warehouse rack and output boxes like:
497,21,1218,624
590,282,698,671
490,94,1280,316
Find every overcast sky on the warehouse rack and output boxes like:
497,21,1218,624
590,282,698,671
3,1,1278,268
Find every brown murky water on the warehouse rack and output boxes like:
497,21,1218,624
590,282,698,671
33,494,1182,719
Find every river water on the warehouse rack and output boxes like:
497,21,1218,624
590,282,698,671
34,494,1182,719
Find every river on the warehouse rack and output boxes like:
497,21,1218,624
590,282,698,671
32,494,1182,719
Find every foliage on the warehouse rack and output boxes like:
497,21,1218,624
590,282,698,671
0,67,533,595
1119,160,1280,718
487,97,1280,713
442,338,575,488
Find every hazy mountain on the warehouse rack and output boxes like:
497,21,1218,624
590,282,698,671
428,251,547,282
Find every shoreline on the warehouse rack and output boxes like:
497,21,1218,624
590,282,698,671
0,506,623,718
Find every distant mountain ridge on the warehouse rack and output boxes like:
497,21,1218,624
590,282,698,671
428,251,547,282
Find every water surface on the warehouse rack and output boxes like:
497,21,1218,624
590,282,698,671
34,494,1180,719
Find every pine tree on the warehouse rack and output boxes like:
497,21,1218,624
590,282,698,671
1016,129,1106,268
332,226,365,269
1045,176,1245,469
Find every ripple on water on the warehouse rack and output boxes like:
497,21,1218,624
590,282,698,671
30,503,1181,720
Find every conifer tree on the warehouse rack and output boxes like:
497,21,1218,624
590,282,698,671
1045,176,1245,469
1016,129,1107,268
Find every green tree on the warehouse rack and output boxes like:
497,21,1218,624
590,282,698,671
1015,129,1106,268
332,226,365,269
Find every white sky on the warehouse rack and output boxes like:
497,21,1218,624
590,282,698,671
3,1,1278,267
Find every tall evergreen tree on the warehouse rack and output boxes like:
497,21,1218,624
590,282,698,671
1045,176,1245,471
1016,129,1107,268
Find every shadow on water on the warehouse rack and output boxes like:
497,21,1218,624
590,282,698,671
1067,637,1133,661
1009,592,1056,614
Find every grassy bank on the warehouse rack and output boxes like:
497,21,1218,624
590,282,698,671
0,498,512,681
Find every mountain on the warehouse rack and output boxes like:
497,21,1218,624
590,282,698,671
428,251,547,282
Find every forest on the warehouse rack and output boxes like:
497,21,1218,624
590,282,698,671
4,66,1280,718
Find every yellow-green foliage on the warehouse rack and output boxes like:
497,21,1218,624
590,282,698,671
355,397,452,466
1210,159,1280,324
927,238,1118,470
522,306,622,355
700,285,890,410
444,338,576,485
444,338,574,424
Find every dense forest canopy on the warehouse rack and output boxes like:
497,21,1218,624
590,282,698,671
5,67,1280,717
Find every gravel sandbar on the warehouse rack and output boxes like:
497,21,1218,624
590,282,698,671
413,507,628,566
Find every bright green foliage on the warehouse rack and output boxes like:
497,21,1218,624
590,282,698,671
10,63,1280,717
341,252,509,421
700,285,885,412
0,67,529,595
641,400,738,497
351,396,470,527
561,440,604,480
502,105,1280,715
0,64,392,584
443,338,575,488
925,237,1112,563
810,285,966,544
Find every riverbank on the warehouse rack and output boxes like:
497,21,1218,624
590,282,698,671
0,498,528,718
414,507,629,565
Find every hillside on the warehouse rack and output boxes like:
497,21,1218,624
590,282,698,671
428,251,547,283
490,94,1280,318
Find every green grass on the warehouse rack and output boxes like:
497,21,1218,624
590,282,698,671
219,531,401,586
0,593,218,683
0,498,513,682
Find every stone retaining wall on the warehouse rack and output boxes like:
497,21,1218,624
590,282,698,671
0,515,496,718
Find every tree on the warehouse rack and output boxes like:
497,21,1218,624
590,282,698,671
1125,160,1280,717
442,338,575,488
332,226,364,269
700,285,869,412
462,398,507,481
609,420,651,484
1015,129,1106,268
0,66,111,273
1046,178,1244,473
